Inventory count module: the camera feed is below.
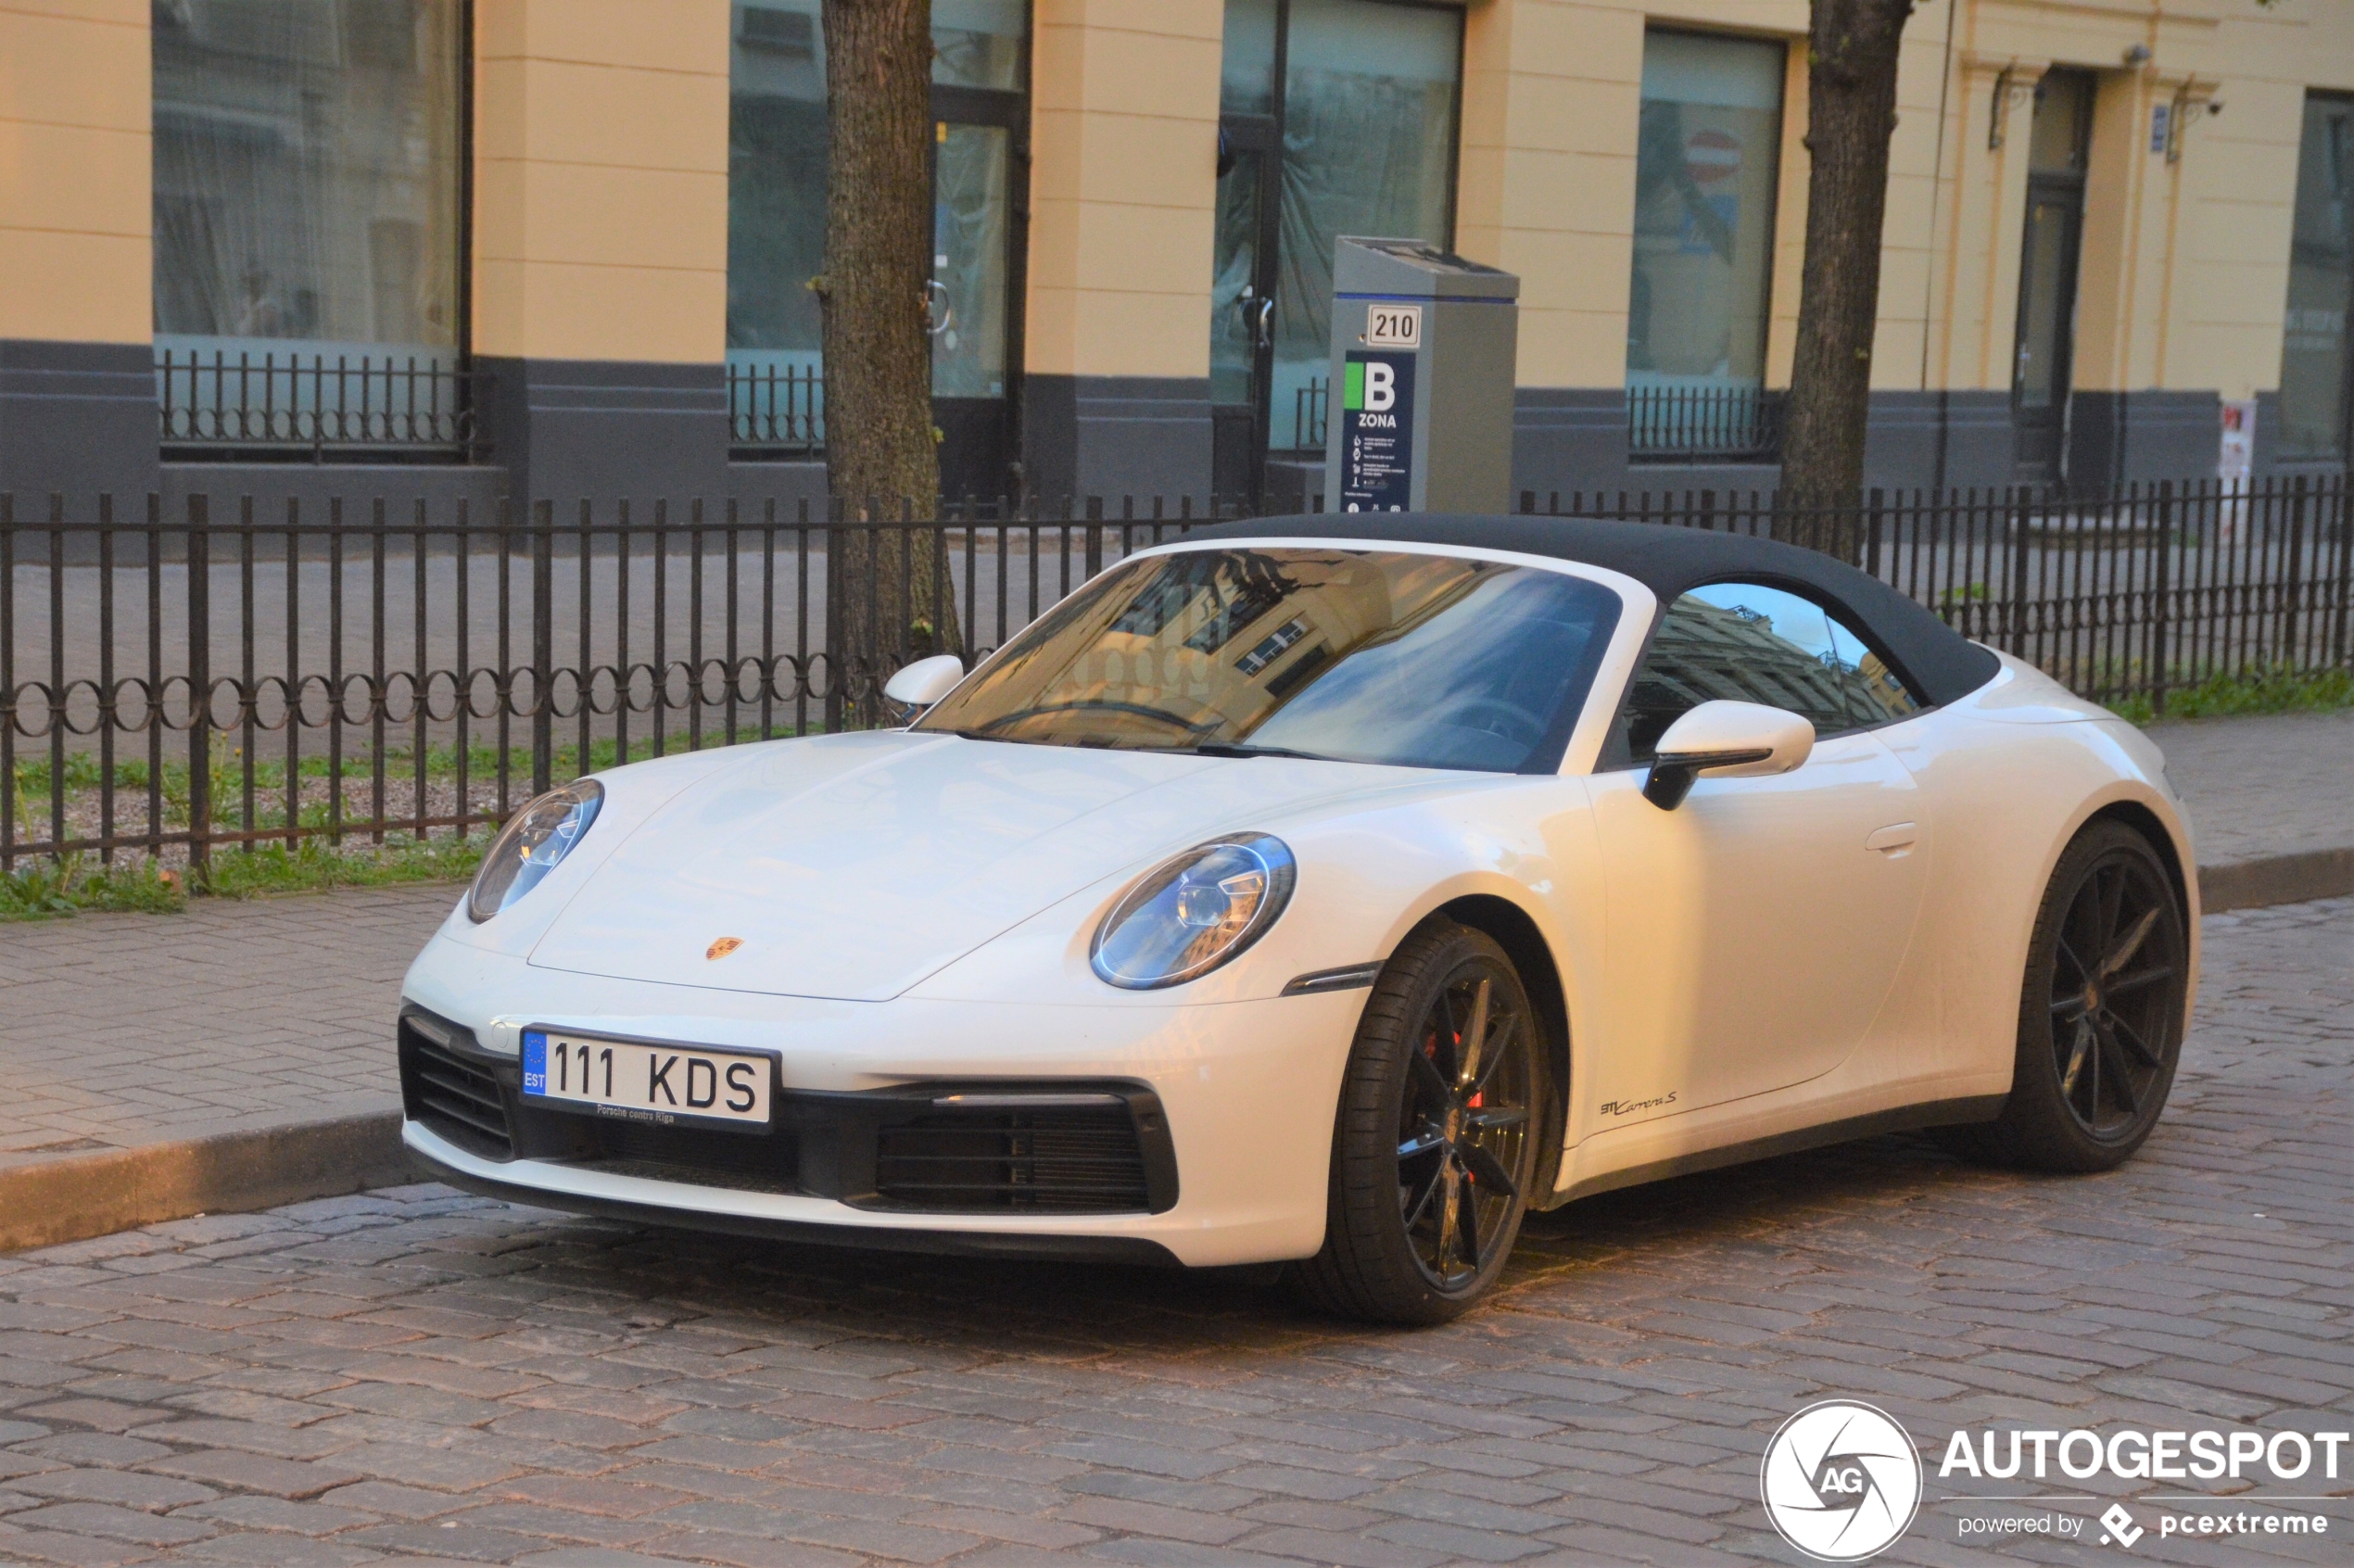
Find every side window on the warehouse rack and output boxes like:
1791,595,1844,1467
1622,582,1923,761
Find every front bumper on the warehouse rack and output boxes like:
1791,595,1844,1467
397,936,1366,1267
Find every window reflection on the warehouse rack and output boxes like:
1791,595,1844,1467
919,550,1622,774
153,0,465,366
1623,582,1921,760
2282,93,2354,462
1626,31,1783,401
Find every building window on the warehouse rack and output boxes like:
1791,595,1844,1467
1210,0,1462,503
1625,30,1785,462
728,0,1029,489
2280,92,2354,464
153,0,469,458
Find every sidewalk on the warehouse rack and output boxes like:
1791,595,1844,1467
1,709,2347,1255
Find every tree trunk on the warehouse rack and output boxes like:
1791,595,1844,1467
1778,0,1915,562
818,0,959,721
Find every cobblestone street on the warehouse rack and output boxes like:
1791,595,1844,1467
0,899,2345,1568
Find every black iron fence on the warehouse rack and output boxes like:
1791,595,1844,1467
1627,383,1786,462
158,349,477,462
2,477,2346,871
728,361,824,457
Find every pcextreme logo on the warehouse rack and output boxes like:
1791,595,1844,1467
1760,1400,1923,1562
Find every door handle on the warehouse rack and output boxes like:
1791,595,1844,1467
1254,297,1274,350
1865,823,1918,855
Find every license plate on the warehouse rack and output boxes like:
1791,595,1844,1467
521,1029,772,1129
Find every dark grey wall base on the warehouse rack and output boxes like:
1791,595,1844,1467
1023,374,1212,505
2068,389,2221,495
1512,388,1630,501
728,461,830,516
161,463,508,522
2248,389,2348,479
1513,385,2246,499
476,356,729,506
1862,390,2015,493
0,339,160,512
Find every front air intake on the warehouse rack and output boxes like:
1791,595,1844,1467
871,1095,1158,1214
397,1012,514,1160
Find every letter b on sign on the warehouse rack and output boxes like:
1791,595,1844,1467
1364,361,1395,412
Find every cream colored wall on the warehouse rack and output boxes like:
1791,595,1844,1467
1449,0,2336,399
0,0,149,345
1457,0,1811,391
1026,0,1221,381
473,0,729,364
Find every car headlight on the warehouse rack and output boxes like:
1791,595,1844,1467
467,779,603,923
1091,833,1297,990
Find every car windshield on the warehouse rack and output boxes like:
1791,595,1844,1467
917,547,1623,773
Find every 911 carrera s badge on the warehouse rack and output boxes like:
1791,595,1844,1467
705,937,743,960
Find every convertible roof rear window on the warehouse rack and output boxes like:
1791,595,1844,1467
918,548,1623,773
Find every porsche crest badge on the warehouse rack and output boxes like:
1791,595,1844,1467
705,937,744,961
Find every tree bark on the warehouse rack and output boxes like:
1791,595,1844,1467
818,0,960,719
1779,0,1915,561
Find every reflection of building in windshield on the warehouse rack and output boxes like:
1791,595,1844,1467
956,550,1503,747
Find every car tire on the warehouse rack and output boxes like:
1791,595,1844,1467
1292,920,1546,1325
1949,818,2189,1173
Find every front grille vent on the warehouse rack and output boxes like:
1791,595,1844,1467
874,1104,1151,1213
564,1118,800,1195
398,1016,513,1160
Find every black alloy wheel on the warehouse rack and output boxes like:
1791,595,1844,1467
1951,819,2188,1171
1397,960,1534,1289
1294,921,1545,1324
2048,843,2181,1139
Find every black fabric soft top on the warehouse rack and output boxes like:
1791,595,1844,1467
1175,512,2001,707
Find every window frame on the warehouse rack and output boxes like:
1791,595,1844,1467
1625,25,1791,463
2278,88,2354,466
1600,573,1935,771
151,0,476,462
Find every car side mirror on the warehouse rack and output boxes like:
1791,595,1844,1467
882,653,966,722
1641,700,1815,810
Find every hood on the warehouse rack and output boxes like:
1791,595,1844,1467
526,731,1414,1000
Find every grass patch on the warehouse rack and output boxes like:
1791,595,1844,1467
0,836,485,920
198,835,486,901
0,854,186,919
2107,665,2354,727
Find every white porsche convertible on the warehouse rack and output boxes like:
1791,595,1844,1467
398,514,2196,1322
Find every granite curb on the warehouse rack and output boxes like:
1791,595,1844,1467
0,1111,412,1255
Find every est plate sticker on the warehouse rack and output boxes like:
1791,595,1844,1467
522,1029,772,1128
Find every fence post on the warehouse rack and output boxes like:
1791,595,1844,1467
186,494,211,872
1866,488,1884,578
1,493,13,873
2006,490,2030,657
2281,474,2309,671
2332,475,2352,671
531,498,554,795
1085,495,1103,579
2148,482,2172,718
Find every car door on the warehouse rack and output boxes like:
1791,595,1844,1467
1587,581,1932,1121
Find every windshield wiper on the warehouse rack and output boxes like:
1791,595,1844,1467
1183,742,1337,762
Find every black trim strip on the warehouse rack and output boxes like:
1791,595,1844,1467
1282,963,1382,996
1542,1094,2009,1208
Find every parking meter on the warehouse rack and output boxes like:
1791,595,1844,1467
1323,237,1519,513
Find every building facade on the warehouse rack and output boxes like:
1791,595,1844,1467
2,0,2349,512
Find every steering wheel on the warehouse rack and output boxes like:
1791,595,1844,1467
1449,696,1550,742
